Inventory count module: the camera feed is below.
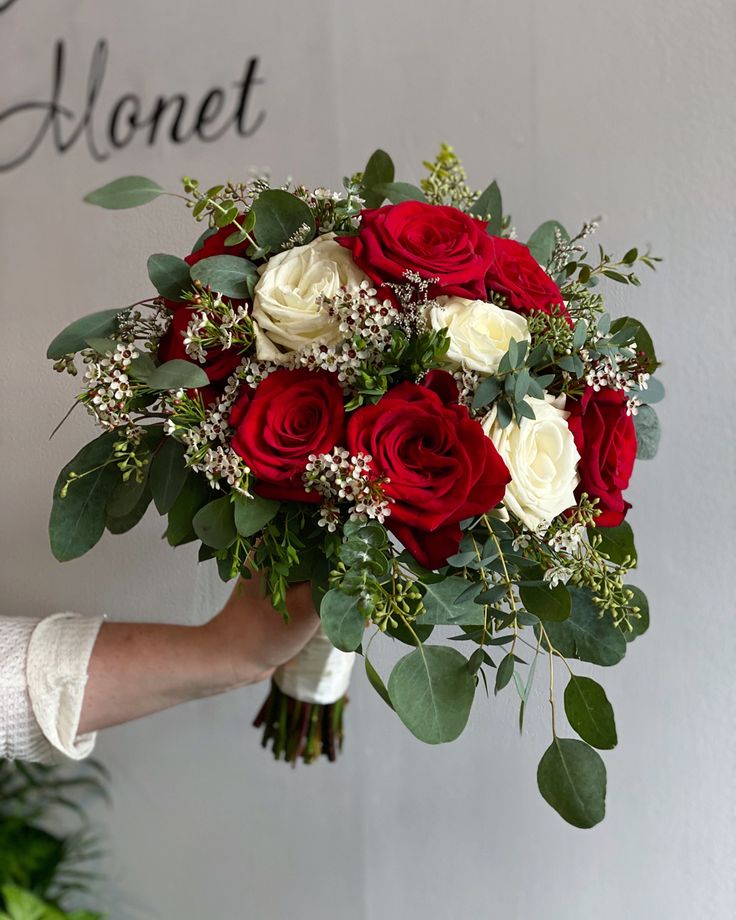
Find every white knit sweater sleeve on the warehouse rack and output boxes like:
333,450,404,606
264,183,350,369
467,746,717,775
0,613,104,764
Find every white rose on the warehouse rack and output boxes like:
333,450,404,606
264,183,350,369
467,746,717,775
482,395,580,532
427,296,530,374
252,233,368,359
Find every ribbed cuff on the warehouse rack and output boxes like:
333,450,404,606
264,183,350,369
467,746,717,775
26,612,104,761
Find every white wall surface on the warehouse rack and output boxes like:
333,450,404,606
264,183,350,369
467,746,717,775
1,1,735,918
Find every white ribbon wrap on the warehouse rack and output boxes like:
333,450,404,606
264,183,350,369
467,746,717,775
273,625,356,705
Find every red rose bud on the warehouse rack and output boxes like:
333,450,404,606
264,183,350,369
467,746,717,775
337,201,496,301
231,368,346,503
566,387,637,527
347,371,510,570
485,236,569,320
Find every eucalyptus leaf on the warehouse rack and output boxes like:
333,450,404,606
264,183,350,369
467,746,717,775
472,376,502,409
165,474,212,546
233,492,280,537
365,655,394,710
106,473,148,519
149,438,188,514
420,577,487,626
147,253,192,301
634,404,661,460
592,521,637,566
146,360,209,391
192,496,237,549
47,309,124,359
624,584,650,641
519,582,571,622
252,189,316,251
49,433,119,561
527,220,568,267
540,587,627,667
388,646,475,744
470,181,503,235
320,589,365,652
361,149,395,209
106,482,152,534
537,738,606,828
495,653,514,693
564,675,617,750
372,182,426,204
84,175,165,209
189,254,258,300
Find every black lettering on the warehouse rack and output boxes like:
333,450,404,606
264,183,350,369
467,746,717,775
232,57,265,137
140,94,192,145
108,92,142,149
0,38,267,172
194,89,227,141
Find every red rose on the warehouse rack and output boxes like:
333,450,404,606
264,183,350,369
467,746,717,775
337,202,495,300
157,305,243,405
485,237,568,319
185,221,251,268
566,387,637,527
346,371,510,569
231,368,346,502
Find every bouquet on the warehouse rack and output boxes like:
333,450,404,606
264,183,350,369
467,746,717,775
48,146,662,827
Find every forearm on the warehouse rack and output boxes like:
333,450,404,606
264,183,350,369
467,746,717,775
78,580,320,735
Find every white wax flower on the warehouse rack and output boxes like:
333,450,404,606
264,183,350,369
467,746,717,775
427,296,531,374
482,395,580,532
252,233,368,359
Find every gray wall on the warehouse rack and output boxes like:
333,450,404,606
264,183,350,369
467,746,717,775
1,1,734,917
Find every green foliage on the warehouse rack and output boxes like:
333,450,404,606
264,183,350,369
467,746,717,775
0,760,108,917
233,493,280,537
83,175,164,209
146,254,192,302
527,220,569,267
537,738,606,828
144,360,209,391
624,585,650,641
319,589,365,652
364,656,394,710
372,182,426,204
591,521,637,567
49,433,120,561
46,310,125,360
252,189,316,252
189,254,258,300
105,481,151,534
360,149,395,209
519,582,571,622
634,404,661,459
564,676,617,749
388,646,475,744
470,181,503,235
192,496,237,549
165,473,211,546
540,588,627,667
418,577,486,626
149,438,188,514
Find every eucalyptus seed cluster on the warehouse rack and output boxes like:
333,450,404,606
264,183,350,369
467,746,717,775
420,143,478,210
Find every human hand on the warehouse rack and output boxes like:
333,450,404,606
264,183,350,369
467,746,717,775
203,572,321,689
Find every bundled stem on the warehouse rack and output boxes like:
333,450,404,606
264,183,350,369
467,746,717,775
252,680,347,764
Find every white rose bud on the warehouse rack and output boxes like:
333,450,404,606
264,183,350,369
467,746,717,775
482,395,580,532
252,233,369,359
427,296,531,374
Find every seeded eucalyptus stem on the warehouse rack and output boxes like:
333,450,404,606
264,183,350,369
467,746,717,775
252,680,347,764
